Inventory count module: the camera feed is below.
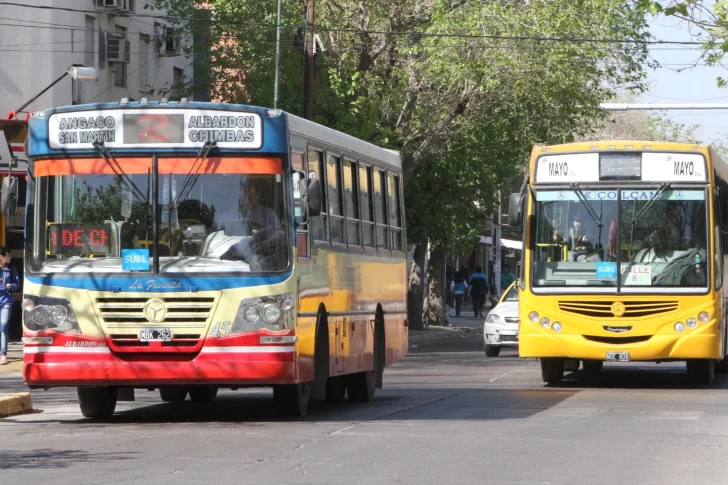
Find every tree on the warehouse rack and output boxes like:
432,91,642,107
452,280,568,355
149,0,652,328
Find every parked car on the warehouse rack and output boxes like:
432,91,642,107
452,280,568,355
483,281,519,357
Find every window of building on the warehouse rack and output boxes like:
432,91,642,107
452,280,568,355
343,159,360,246
84,16,95,68
327,154,344,244
359,165,374,247
388,172,403,251
374,169,388,249
112,26,127,88
308,149,327,242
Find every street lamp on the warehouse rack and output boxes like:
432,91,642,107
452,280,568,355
14,64,97,115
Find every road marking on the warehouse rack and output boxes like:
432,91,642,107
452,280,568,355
489,362,534,383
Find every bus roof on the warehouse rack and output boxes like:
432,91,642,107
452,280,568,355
530,140,710,157
27,101,401,169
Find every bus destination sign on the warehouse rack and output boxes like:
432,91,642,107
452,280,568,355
47,109,263,150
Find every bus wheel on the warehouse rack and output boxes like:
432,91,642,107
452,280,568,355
159,387,188,402
715,357,728,374
189,386,218,403
273,382,311,417
540,358,564,384
347,370,376,402
485,345,501,357
583,360,603,377
687,359,715,385
78,387,118,419
325,377,347,402
564,359,580,372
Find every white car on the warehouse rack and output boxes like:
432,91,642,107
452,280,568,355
483,282,519,357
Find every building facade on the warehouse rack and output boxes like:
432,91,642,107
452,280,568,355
0,0,193,117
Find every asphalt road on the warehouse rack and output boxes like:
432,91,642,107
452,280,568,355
2,335,728,485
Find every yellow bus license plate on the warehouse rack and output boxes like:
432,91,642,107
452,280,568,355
606,351,630,362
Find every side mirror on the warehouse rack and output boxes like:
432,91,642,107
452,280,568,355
507,192,522,227
1,176,18,217
307,178,322,217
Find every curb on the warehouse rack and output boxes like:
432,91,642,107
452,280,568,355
0,392,32,417
409,326,482,345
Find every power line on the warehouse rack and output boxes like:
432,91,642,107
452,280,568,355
0,1,712,46
644,93,728,102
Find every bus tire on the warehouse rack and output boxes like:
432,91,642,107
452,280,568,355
687,359,715,385
189,386,218,403
78,386,118,419
159,387,188,402
564,359,580,372
348,323,380,402
540,358,564,384
716,357,728,374
273,382,311,417
583,360,603,377
485,345,501,357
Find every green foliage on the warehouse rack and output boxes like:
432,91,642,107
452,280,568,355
151,0,651,252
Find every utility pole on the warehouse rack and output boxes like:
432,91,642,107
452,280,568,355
493,190,502,298
273,0,282,109
303,0,315,120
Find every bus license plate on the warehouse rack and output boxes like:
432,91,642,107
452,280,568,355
606,351,630,362
140,328,172,342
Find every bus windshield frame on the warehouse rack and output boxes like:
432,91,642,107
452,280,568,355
529,184,710,294
27,154,292,276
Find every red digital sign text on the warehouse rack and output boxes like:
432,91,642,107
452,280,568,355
48,224,111,256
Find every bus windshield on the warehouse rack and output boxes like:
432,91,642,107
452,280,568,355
29,157,289,274
531,188,708,290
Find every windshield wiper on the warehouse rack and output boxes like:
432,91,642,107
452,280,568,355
631,182,670,225
92,140,147,203
174,141,217,205
569,183,604,229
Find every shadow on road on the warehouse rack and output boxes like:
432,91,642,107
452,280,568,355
1,448,138,469
553,366,728,390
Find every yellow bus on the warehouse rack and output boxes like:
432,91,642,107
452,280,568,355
14,101,408,418
508,140,727,384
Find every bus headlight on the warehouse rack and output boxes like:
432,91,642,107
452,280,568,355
529,312,540,323
698,312,710,323
552,322,562,332
23,295,80,333
540,317,550,328
686,317,698,328
674,321,685,333
231,293,295,333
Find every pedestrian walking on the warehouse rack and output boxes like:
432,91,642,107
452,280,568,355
0,247,19,365
450,269,468,317
469,266,489,317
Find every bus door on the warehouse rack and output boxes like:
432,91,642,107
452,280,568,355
335,319,345,373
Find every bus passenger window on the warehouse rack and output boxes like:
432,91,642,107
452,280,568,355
359,165,374,247
388,172,403,251
308,149,327,242
327,154,344,244
374,170,388,249
344,160,360,246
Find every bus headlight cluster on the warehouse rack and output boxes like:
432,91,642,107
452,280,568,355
232,293,295,333
674,312,711,332
22,295,80,333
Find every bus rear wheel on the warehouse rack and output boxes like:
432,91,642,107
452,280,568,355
540,358,564,384
159,387,188,402
78,386,118,419
273,382,311,417
687,359,715,385
189,386,218,403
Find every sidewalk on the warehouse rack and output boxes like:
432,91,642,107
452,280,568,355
0,342,23,376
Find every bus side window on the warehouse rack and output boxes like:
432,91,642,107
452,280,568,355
292,151,309,259
343,159,360,247
308,149,327,243
359,165,374,247
374,169,388,250
326,154,344,244
388,172,403,251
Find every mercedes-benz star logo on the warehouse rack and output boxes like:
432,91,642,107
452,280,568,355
143,299,167,323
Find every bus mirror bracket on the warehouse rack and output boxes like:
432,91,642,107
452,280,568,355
508,192,523,227
307,178,322,217
1,176,18,218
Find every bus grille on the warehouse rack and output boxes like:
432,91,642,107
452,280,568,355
558,301,679,318
95,297,215,328
583,335,652,345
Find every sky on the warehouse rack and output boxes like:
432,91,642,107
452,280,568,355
645,2,728,142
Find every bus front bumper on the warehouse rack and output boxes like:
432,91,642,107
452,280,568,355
519,332,720,361
23,348,298,387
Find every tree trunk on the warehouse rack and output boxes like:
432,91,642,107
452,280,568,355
407,243,427,331
423,249,446,327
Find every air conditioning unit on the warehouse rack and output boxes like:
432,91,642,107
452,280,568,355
95,0,123,9
95,0,133,11
106,35,130,63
